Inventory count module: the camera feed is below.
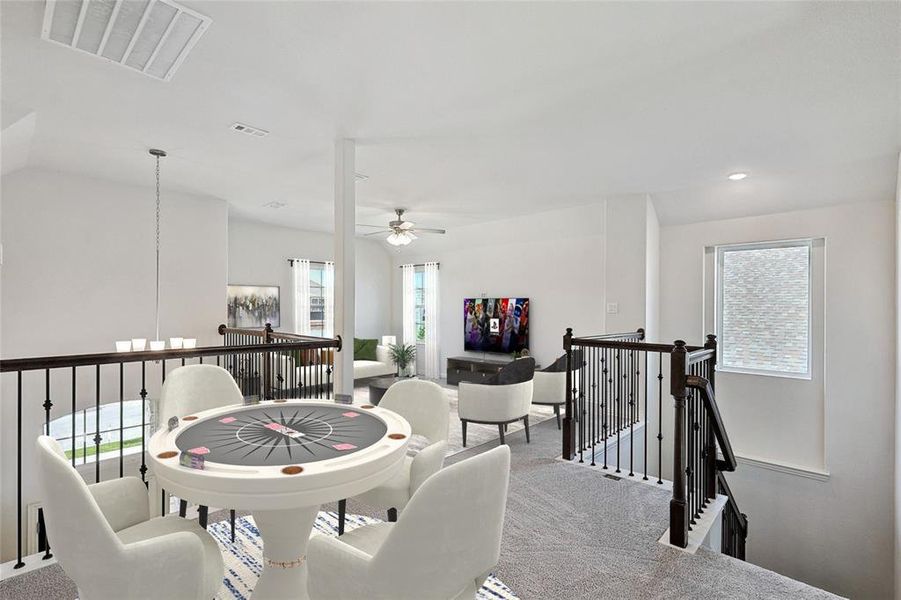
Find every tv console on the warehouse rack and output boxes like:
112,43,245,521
446,355,540,386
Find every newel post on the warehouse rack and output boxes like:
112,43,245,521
669,339,689,548
703,334,718,499
262,323,273,400
562,328,575,460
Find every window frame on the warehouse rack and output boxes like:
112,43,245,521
714,238,813,380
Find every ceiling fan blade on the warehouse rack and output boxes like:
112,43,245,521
398,221,415,230
412,227,446,234
362,230,390,236
356,224,388,229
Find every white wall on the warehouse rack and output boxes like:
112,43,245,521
227,219,393,339
659,201,895,599
895,151,901,600
0,168,229,562
644,198,660,341
389,203,608,371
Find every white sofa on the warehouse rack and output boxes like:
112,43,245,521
353,344,396,379
281,345,395,384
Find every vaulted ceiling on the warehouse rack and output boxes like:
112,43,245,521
2,1,899,230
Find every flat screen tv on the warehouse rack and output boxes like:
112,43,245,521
464,297,529,354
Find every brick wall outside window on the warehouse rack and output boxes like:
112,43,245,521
719,244,809,374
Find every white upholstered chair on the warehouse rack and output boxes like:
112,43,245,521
36,436,224,600
532,351,581,430
308,445,512,600
339,378,448,533
159,364,243,536
458,358,535,446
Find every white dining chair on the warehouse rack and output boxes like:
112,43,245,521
339,378,449,533
159,364,243,537
36,435,224,600
308,445,512,600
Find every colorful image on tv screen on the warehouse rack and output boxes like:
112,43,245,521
464,297,529,354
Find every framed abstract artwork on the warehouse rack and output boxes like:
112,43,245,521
227,285,280,328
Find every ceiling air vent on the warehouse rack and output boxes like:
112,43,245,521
230,122,270,137
41,0,212,82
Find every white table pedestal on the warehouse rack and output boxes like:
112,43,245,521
252,507,320,600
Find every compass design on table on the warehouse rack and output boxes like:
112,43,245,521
174,405,388,467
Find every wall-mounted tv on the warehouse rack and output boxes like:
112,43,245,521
464,297,529,354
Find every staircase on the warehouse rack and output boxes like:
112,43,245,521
561,329,749,559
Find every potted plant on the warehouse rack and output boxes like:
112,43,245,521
389,343,417,377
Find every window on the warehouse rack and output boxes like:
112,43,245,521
716,240,811,377
414,268,425,342
309,263,326,335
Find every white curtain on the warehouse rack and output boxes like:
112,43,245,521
402,264,416,354
423,261,440,379
292,259,312,335
323,261,335,338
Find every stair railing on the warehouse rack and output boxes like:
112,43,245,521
563,328,748,558
670,336,745,553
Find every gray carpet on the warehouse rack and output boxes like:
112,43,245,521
1,415,838,600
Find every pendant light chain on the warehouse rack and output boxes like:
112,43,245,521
149,148,166,343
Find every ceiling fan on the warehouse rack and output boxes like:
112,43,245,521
356,209,446,246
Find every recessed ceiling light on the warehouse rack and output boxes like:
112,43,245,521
263,201,286,209
727,172,748,181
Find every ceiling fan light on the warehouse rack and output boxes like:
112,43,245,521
406,231,418,241
386,232,404,246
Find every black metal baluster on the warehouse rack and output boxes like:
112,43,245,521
657,352,663,484
44,370,52,435
94,365,101,483
140,362,148,482
629,350,635,477
119,362,124,478
602,347,608,469
71,367,77,467
590,346,596,466
162,359,166,384
580,348,586,455
643,350,648,480
15,372,25,569
615,349,621,473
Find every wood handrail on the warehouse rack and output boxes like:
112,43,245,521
0,339,340,373
716,471,748,532
685,374,736,472
686,348,715,364
217,324,268,337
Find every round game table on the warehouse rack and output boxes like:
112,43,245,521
149,399,411,600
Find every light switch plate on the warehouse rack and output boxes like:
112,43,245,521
606,302,619,314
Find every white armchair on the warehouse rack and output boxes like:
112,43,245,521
458,357,535,446
159,364,243,536
36,436,224,600
308,445,512,600
340,379,449,533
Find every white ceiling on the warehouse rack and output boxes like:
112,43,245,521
2,1,899,231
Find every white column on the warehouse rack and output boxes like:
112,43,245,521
334,139,355,395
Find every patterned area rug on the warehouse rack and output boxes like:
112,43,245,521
208,512,518,600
